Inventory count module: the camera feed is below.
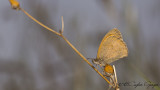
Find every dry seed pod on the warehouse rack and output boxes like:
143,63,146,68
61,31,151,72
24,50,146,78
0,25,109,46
9,0,20,10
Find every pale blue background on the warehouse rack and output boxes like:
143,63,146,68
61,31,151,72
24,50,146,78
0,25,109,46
0,0,160,90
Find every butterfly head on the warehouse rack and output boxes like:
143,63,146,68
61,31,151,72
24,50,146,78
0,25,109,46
92,58,106,67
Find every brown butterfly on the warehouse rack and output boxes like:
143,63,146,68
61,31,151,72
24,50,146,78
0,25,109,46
92,28,128,68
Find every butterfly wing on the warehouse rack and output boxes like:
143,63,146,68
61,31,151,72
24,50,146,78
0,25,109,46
104,28,122,39
97,28,128,64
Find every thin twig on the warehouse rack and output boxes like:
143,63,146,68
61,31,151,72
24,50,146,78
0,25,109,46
20,8,61,36
21,7,111,85
61,16,64,34
60,35,111,84
113,65,120,90
113,65,118,85
9,0,112,85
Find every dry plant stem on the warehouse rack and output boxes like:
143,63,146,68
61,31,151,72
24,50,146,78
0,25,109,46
61,35,111,85
113,65,120,90
20,8,61,36
113,65,118,85
20,8,111,85
61,16,64,34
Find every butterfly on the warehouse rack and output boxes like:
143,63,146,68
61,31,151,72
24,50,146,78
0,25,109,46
92,28,128,73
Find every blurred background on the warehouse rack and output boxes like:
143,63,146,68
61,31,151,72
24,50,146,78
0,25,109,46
0,0,160,90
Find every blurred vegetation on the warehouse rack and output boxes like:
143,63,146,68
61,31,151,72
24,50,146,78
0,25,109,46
1,0,160,90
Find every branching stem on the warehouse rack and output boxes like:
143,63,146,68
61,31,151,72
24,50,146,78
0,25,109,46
9,0,112,85
20,8,111,85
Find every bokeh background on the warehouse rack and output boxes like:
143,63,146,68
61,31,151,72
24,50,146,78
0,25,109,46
1,0,160,90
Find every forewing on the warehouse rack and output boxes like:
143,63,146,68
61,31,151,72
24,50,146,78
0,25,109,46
97,28,123,59
97,36,128,64
104,28,122,39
